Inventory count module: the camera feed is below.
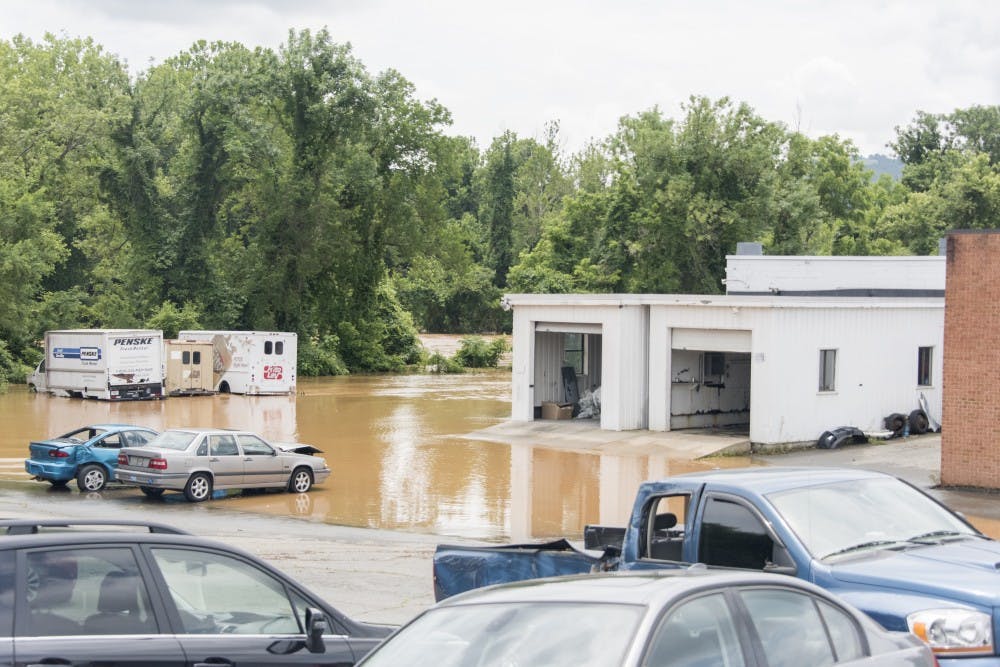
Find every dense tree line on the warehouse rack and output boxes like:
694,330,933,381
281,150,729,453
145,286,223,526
1,30,998,381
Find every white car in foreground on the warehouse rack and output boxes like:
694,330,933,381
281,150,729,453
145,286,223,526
114,428,330,501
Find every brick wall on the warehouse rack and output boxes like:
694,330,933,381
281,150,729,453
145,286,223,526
941,230,1000,488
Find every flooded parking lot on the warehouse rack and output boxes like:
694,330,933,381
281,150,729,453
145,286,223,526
0,373,736,541
4,372,1000,543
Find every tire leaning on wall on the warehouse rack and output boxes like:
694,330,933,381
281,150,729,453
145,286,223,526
908,409,929,435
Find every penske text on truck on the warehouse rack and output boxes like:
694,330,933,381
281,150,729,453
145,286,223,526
28,329,164,401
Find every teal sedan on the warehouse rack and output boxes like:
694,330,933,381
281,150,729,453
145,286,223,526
25,424,158,492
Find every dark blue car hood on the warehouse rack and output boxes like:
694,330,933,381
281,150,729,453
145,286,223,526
830,537,1000,607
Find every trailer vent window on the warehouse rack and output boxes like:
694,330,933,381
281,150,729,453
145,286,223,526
276,341,284,355
193,351,201,364
917,346,933,386
819,349,837,392
182,351,190,365
265,341,273,355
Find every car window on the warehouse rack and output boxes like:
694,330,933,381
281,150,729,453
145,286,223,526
644,593,745,667
238,435,274,456
209,435,239,457
127,431,155,447
0,554,13,637
149,431,197,451
23,547,156,637
817,599,865,662
643,494,690,561
150,548,301,635
361,601,643,667
699,496,788,570
739,588,836,667
94,433,121,449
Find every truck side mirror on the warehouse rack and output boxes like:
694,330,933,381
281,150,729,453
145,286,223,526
304,607,327,653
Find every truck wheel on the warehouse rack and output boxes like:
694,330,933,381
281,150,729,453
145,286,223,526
908,409,929,435
288,468,313,494
184,473,213,502
140,486,165,498
76,465,108,492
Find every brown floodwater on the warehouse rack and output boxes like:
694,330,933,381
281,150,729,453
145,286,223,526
4,374,997,543
0,372,743,542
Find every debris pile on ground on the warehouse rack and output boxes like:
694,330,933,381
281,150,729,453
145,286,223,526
576,387,601,419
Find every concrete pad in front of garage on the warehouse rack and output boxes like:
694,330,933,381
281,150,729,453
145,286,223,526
463,419,751,458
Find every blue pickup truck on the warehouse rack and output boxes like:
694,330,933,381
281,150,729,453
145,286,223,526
434,467,1000,665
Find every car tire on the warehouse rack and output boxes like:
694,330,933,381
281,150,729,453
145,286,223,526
288,467,313,494
76,464,108,492
140,486,165,498
184,473,213,502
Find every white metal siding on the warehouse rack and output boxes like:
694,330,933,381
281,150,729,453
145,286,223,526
725,256,945,294
671,328,752,353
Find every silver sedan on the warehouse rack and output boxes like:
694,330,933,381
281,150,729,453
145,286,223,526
113,428,331,502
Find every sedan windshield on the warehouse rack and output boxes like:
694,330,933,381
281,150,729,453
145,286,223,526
359,602,644,667
767,477,978,560
146,431,197,451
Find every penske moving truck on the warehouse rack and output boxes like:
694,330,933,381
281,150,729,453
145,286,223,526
28,329,164,400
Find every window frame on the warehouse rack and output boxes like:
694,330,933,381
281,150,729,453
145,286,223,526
818,348,837,392
733,585,871,665
696,493,794,572
917,346,933,387
563,333,586,375
16,545,158,637
642,591,750,667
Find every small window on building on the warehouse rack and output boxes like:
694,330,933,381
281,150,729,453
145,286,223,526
819,349,836,392
182,351,191,365
918,346,933,386
193,351,201,365
264,341,273,355
564,333,585,375
276,341,284,355
703,352,725,378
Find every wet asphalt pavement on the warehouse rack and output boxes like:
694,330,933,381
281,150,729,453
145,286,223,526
0,480,454,626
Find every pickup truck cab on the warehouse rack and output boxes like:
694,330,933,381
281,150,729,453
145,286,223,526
434,467,1000,665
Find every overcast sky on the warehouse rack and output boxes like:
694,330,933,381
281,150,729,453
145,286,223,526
4,0,1000,157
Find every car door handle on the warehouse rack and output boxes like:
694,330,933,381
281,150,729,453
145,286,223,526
193,661,234,667
209,457,220,462
244,457,252,461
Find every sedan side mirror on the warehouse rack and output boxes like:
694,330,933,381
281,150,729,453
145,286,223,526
304,607,328,654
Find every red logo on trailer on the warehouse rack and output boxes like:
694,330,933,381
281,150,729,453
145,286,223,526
263,365,283,380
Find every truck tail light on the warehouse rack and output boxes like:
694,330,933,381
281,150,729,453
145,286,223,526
150,458,168,470
49,450,70,458
118,452,128,465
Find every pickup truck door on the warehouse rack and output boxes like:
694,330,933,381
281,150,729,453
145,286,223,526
689,491,798,575
621,481,705,571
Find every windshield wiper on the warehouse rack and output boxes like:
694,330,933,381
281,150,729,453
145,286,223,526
823,540,909,560
905,530,971,544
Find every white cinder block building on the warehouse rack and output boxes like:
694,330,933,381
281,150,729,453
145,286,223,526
503,251,945,446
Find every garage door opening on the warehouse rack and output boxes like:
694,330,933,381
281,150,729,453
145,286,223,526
533,323,603,421
670,328,751,434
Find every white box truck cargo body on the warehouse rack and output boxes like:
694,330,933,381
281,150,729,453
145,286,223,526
29,329,165,400
177,330,297,395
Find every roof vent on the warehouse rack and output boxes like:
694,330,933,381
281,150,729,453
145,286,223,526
736,242,763,256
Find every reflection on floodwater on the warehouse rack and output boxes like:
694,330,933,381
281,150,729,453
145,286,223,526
1,374,998,542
